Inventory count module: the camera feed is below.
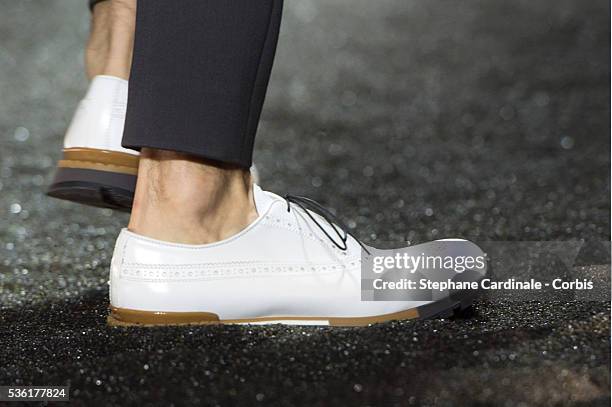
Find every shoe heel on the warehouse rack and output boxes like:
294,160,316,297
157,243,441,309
47,167,135,211
47,148,137,211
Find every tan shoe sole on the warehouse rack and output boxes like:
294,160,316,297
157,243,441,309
107,306,421,327
107,290,478,327
58,148,139,175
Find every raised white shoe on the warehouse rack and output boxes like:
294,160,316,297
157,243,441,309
47,75,260,211
108,185,482,326
47,75,137,211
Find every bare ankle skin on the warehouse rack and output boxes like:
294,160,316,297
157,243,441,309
128,148,258,244
85,0,136,80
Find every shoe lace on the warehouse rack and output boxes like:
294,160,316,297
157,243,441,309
284,195,371,255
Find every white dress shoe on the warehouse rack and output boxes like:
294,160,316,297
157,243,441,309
48,75,259,211
108,185,480,326
47,75,137,211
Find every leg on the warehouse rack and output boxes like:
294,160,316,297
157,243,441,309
129,149,257,244
49,0,270,212
124,0,283,243
85,0,135,80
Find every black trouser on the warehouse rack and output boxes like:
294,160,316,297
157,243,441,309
118,0,283,168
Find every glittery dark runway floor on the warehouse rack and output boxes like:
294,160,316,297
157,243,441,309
0,1,609,406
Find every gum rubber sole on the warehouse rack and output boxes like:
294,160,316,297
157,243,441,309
47,148,137,211
107,306,420,327
107,291,478,327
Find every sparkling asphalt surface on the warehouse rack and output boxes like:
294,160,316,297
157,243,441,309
0,1,609,406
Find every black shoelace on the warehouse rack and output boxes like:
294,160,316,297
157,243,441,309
284,195,371,255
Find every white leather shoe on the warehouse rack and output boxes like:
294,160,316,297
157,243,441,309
108,185,480,327
48,75,259,211
47,75,137,211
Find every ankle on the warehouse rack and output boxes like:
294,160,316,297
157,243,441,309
86,0,135,80
128,149,258,244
